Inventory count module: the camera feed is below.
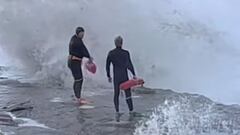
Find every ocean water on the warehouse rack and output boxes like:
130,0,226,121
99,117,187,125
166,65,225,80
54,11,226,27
1,0,240,135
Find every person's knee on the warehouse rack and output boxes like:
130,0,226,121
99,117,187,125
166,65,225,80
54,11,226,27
75,78,83,82
125,90,131,97
126,96,132,101
114,86,120,95
74,79,83,88
114,93,119,100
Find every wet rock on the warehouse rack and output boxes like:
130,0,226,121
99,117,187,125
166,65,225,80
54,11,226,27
9,106,33,113
2,100,33,112
0,112,17,126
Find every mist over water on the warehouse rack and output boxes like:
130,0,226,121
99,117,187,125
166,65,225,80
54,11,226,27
0,0,240,104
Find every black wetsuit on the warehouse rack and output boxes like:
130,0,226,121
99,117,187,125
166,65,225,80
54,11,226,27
106,47,136,112
68,35,90,98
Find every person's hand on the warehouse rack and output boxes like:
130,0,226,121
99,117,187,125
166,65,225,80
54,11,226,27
108,77,112,83
88,57,94,63
133,75,137,80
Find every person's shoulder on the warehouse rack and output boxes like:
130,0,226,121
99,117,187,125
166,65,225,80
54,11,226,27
122,49,130,55
108,48,119,56
72,34,77,38
123,49,129,52
108,48,115,54
71,35,77,41
69,35,76,45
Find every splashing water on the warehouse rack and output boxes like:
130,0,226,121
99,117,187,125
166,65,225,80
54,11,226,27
1,0,240,104
134,95,240,135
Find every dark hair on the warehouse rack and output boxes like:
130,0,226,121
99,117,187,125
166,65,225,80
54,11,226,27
114,36,123,47
75,27,84,35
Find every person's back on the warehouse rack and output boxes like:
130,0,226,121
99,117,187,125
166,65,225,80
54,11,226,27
108,48,133,82
106,36,136,118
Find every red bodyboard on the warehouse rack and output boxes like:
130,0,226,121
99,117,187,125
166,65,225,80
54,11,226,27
120,78,144,90
85,61,97,74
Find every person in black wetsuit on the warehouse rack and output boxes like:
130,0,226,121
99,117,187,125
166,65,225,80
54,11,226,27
106,36,137,115
68,27,93,104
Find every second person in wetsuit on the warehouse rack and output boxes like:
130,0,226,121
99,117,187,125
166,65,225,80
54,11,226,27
68,27,93,104
106,36,137,114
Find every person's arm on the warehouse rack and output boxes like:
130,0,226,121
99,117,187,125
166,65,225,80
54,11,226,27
82,44,91,59
80,41,95,63
127,52,136,78
106,52,112,82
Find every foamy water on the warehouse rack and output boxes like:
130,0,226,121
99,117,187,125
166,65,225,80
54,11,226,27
0,112,53,135
1,1,240,135
134,97,240,135
7,112,52,130
0,0,240,105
